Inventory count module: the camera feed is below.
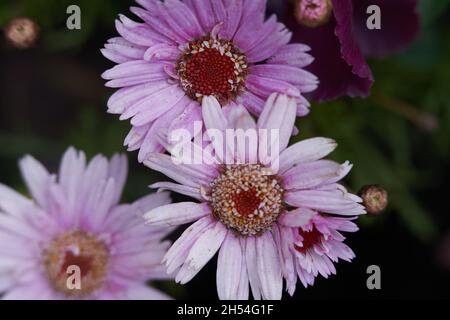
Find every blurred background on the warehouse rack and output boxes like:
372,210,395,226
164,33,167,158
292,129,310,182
0,0,449,299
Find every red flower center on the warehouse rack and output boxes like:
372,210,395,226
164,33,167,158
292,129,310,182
210,164,284,236
185,48,236,98
60,251,93,278
42,230,109,297
231,187,261,217
177,37,248,104
295,226,322,253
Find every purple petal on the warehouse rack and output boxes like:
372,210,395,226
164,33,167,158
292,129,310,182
251,64,318,93
246,74,301,99
184,0,216,33
283,0,373,100
163,0,204,39
129,86,185,126
353,0,419,58
220,0,244,39
144,43,180,62
268,43,314,68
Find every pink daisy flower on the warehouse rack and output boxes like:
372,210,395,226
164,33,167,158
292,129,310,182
101,0,318,162
143,93,365,299
275,213,358,294
0,148,173,300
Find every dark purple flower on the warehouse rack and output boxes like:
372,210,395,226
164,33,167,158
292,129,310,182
270,0,420,101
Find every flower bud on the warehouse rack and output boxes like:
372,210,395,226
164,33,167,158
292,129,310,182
359,185,388,216
4,17,40,49
295,0,333,28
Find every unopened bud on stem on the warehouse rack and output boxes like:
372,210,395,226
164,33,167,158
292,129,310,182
4,17,40,49
359,185,388,216
295,0,333,28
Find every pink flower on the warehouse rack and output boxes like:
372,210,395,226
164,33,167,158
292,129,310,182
276,213,358,293
101,0,318,162
143,93,365,299
0,148,173,300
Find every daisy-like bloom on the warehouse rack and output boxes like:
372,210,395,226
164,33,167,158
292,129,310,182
143,93,365,299
269,0,419,101
0,148,173,300
101,0,318,162
275,212,358,293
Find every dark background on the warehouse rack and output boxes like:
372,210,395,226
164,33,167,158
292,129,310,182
0,0,449,299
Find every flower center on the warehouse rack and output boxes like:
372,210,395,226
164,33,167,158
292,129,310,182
42,230,110,297
210,164,284,236
295,227,322,253
176,36,248,104
295,0,333,28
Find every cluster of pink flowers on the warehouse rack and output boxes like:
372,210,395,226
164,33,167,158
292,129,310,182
9,0,427,300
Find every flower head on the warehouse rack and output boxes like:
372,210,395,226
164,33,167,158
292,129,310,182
102,0,318,162
4,17,40,49
359,184,388,215
270,0,419,101
0,148,173,300
277,213,358,292
143,93,365,299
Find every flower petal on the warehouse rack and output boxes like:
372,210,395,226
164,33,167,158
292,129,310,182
278,208,317,228
175,222,227,284
143,202,211,227
283,160,353,190
353,0,419,58
285,189,366,216
216,233,247,300
256,232,283,300
278,138,337,173
144,153,217,188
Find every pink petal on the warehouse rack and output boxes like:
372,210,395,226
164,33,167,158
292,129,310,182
151,182,202,201
268,43,314,68
216,233,248,300
257,94,297,160
285,190,366,216
278,208,317,228
144,153,217,188
283,160,353,190
163,216,215,274
143,202,210,227
244,236,261,300
175,221,227,284
256,232,283,300
278,138,338,173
